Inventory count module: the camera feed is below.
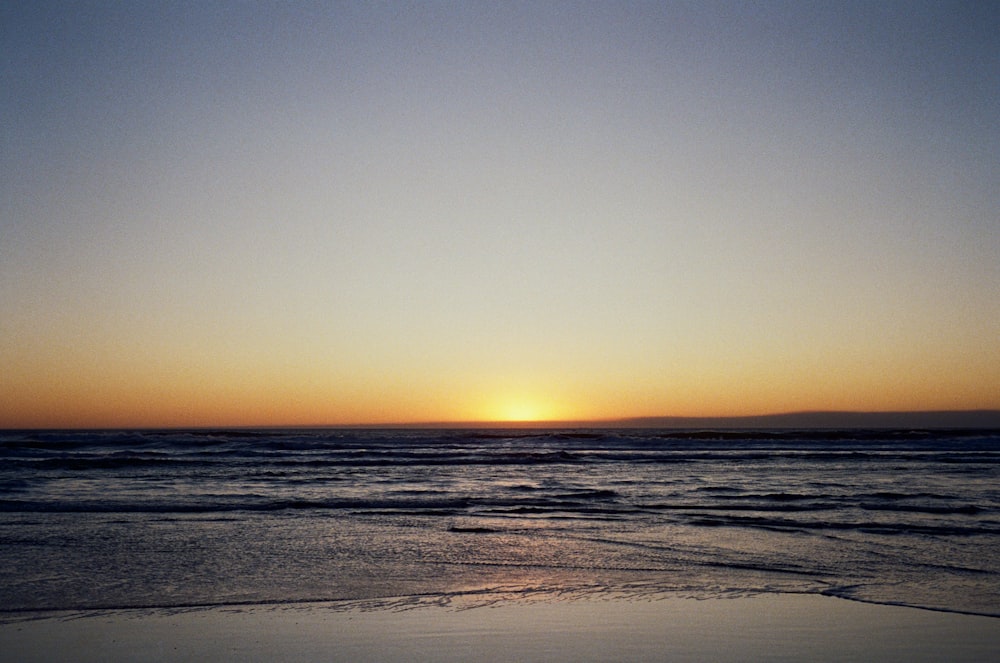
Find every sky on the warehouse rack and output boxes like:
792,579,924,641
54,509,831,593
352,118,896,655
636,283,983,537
2,1,999,428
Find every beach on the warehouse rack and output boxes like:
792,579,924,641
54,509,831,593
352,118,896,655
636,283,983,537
3,593,999,662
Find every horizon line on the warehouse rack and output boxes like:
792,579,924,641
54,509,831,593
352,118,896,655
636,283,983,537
4,409,1000,431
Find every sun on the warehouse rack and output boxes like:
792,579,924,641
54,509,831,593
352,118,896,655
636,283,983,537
472,383,570,423
501,401,543,422
479,393,562,423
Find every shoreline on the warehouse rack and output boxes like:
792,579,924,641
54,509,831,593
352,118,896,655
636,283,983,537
3,587,999,623
2,592,998,663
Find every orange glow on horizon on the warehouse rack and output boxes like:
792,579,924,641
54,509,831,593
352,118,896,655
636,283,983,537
1,336,998,429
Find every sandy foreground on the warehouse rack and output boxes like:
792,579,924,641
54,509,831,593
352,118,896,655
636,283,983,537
2,593,998,663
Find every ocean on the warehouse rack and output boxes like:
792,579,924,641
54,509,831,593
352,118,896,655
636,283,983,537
1,428,998,619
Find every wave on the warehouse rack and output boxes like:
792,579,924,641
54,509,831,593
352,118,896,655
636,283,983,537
7,450,998,473
0,496,470,515
686,513,1000,536
4,426,999,451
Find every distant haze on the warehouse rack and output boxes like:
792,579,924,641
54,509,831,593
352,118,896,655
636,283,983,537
614,410,1000,430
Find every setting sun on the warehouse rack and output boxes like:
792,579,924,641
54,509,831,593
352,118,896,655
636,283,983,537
499,401,543,422
477,391,565,423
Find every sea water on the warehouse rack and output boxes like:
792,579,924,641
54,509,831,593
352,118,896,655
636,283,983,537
1,428,998,618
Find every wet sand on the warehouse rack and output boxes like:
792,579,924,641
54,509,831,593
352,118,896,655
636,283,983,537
2,593,998,662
